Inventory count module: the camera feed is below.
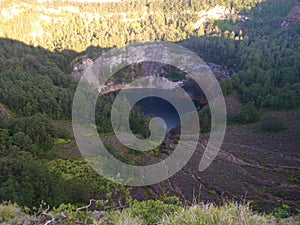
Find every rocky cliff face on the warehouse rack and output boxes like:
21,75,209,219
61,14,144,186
70,53,234,97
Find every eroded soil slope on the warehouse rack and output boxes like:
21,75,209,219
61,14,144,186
58,107,299,212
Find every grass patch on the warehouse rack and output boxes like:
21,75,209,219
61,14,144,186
287,175,298,184
54,138,72,145
0,200,299,225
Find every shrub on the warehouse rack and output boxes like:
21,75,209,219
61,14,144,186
0,202,33,224
259,114,286,133
221,79,234,97
127,199,181,224
199,105,211,133
237,102,260,124
227,111,238,125
287,175,298,184
273,204,292,219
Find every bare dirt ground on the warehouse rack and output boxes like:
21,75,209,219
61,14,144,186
139,109,300,213
56,96,299,213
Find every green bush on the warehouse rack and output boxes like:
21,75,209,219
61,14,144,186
199,105,211,133
0,202,33,224
221,79,234,97
287,175,298,184
237,102,260,124
259,114,286,133
227,111,238,125
273,204,292,219
128,199,181,224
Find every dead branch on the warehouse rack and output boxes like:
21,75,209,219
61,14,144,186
41,205,55,225
74,199,99,217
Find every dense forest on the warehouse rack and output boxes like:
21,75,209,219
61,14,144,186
1,0,264,50
0,0,299,224
181,0,300,111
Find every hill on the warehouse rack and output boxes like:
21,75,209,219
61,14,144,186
0,0,299,221
0,0,264,51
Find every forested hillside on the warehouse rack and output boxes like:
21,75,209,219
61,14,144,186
1,0,299,114
181,0,300,111
1,0,264,50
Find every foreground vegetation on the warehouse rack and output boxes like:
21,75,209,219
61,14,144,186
1,199,299,225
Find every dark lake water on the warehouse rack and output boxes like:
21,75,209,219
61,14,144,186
135,97,181,132
109,88,205,132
